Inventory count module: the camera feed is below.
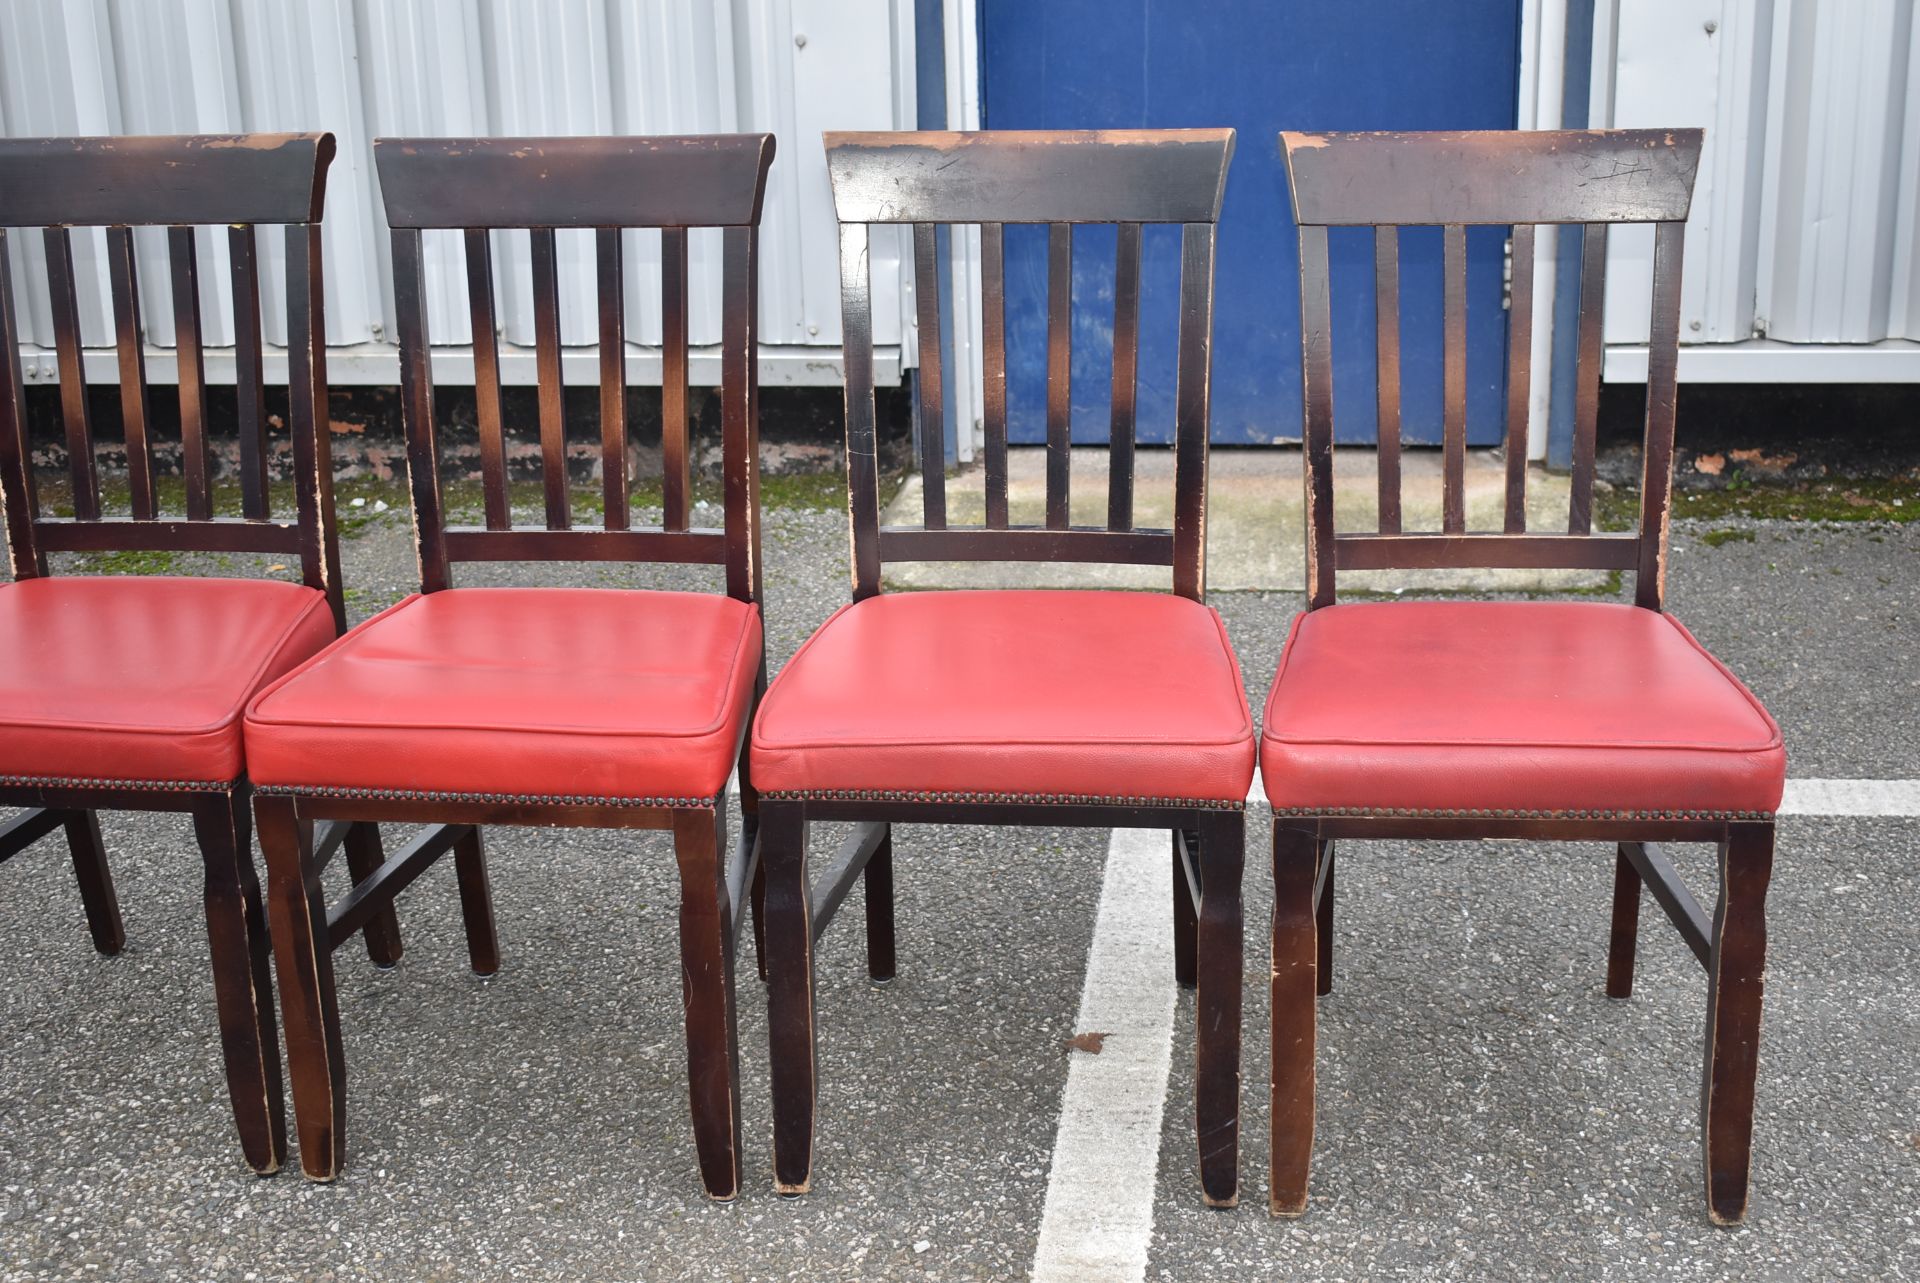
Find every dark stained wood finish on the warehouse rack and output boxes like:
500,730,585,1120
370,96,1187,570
341,821,402,967
464,228,511,531
1373,228,1402,534
596,228,630,531
661,225,692,533
0,135,371,1175
782,125,1243,1213
1441,224,1468,533
1273,129,1765,1226
261,133,775,1198
913,223,947,529
1569,223,1609,535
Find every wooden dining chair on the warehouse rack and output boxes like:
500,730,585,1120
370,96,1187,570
1265,129,1785,1225
0,133,411,1174
754,129,1255,1207
242,134,775,1199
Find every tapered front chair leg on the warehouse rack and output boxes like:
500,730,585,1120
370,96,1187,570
190,791,286,1175
671,807,744,1201
762,800,816,1195
1193,810,1243,1207
1702,821,1774,1226
1606,843,1644,999
1270,821,1318,1217
1172,829,1199,989
257,795,347,1180
862,822,896,983
452,825,500,977
63,809,124,956
342,821,402,968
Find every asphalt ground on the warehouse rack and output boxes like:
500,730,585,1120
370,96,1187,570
2,493,1917,1281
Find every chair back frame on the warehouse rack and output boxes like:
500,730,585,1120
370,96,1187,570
373,134,776,606
823,129,1235,601
1278,128,1703,612
0,133,344,627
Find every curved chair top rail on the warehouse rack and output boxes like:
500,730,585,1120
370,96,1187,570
0,133,335,227
374,134,775,229
0,133,344,625
372,134,776,603
826,129,1236,602
825,129,1234,225
1277,127,1703,613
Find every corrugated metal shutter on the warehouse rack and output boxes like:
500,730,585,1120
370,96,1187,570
0,0,915,384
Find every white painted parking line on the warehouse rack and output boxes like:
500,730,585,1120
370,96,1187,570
1245,769,1920,818
1031,828,1177,1283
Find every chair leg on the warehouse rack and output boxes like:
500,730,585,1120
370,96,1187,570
453,825,500,976
671,807,744,1201
750,854,769,983
762,799,816,1195
342,821,403,969
1606,843,1643,999
189,791,286,1176
257,795,347,1180
1172,829,1199,989
1702,820,1774,1226
1270,821,1318,1217
63,809,124,956
1194,809,1243,1208
863,822,896,983
1314,839,1335,997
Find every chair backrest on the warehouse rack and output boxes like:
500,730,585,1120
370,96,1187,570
0,133,344,625
824,129,1235,601
1278,128,1703,611
374,134,775,604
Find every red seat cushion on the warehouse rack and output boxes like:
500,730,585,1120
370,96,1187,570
751,591,1255,804
245,588,761,804
0,575,336,787
1260,601,1786,816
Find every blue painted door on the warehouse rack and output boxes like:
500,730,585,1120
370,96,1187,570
978,0,1523,445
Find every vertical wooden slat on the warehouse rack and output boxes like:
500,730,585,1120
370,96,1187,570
911,222,946,529
1569,222,1609,535
464,229,510,531
1045,222,1072,530
1441,223,1467,534
1108,221,1142,532
980,222,1009,529
839,223,881,600
43,228,98,521
168,228,213,521
1635,221,1685,611
1373,227,1402,534
105,228,156,519
662,225,691,533
1298,224,1337,610
1503,223,1535,534
1171,223,1215,600
228,225,269,520
722,226,763,604
391,228,449,593
0,230,45,577
287,224,344,625
596,227,629,530
529,228,570,530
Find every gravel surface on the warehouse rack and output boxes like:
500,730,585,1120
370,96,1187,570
3,504,1916,1281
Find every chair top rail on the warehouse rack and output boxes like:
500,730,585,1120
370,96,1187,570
0,134,334,227
825,129,1235,225
375,134,776,229
1280,128,1702,226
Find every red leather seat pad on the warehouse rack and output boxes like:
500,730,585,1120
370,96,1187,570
245,588,761,802
1259,601,1786,814
751,590,1255,803
0,575,336,786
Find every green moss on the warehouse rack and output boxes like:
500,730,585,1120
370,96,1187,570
1594,475,1919,530
78,548,186,575
1699,528,1757,547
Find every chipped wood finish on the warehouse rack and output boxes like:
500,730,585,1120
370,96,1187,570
1269,824,1318,1217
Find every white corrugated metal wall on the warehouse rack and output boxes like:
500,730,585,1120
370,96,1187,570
1591,0,1920,381
0,0,916,387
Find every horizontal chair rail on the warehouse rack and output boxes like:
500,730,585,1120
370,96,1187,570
34,517,303,556
1620,840,1712,966
825,129,1234,224
442,526,729,564
791,799,1236,829
325,823,472,951
1332,531,1640,571
1280,129,1702,226
876,525,1176,565
375,135,775,229
0,134,334,226
808,821,889,943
